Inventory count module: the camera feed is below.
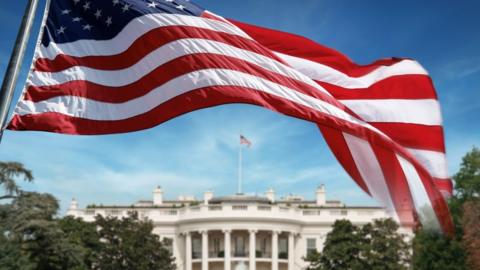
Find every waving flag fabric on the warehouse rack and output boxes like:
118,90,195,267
7,0,453,234
229,21,453,198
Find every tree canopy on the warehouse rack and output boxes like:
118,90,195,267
92,212,176,270
0,192,86,270
0,161,33,200
0,162,176,270
305,218,410,270
454,147,480,201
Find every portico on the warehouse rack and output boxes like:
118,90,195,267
184,229,296,270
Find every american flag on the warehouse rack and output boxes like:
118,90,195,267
8,0,453,234
240,135,251,147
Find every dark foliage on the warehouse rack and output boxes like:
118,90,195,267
305,218,409,270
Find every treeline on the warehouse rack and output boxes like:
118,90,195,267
0,163,175,270
305,147,480,270
305,218,410,269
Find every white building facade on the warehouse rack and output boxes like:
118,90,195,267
67,185,412,270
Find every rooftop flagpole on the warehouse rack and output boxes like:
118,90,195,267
238,136,243,194
0,0,40,142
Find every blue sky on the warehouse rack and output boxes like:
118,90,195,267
0,0,479,214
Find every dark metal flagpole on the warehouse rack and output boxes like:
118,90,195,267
0,0,40,140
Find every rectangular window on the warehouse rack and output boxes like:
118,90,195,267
260,237,267,253
279,237,288,259
279,238,288,253
306,238,317,255
213,238,220,254
192,238,201,259
234,236,246,257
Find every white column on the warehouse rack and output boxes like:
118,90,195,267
224,229,231,270
288,233,295,270
185,232,192,270
201,230,208,270
271,231,279,270
249,229,257,270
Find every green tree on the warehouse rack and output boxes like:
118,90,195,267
305,219,363,270
0,192,86,270
454,147,480,201
412,228,465,270
92,211,176,270
359,219,410,270
305,219,410,270
59,216,102,269
0,162,33,200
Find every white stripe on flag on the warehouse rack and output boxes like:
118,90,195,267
406,148,449,179
340,99,442,125
275,52,428,88
396,154,442,231
343,132,400,222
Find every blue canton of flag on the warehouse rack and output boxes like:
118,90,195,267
42,0,204,46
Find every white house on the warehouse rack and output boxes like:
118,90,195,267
66,185,412,270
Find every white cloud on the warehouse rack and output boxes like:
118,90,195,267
440,57,480,80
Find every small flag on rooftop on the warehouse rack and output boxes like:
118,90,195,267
240,135,252,148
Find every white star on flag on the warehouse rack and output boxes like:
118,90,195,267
82,24,92,30
148,1,158,8
56,26,66,34
94,9,102,19
105,17,112,26
83,2,91,10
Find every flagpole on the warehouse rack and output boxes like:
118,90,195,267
238,141,243,194
0,0,40,141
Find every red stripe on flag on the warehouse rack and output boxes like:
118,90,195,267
369,123,446,153
433,178,453,195
228,19,407,77
317,75,438,100
319,125,371,196
371,144,417,227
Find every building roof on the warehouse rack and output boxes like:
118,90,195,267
209,194,271,204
